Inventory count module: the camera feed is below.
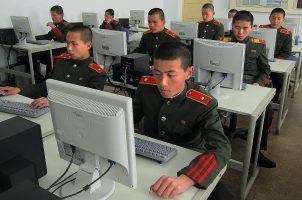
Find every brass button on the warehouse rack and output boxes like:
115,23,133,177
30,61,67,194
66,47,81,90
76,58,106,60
66,74,70,78
166,101,171,105
73,64,77,68
161,116,166,122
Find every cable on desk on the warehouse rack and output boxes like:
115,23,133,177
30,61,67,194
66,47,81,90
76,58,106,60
51,177,76,194
60,160,115,199
208,73,227,92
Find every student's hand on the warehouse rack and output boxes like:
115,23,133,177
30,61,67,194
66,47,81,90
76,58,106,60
0,86,21,96
149,174,194,199
253,83,260,86
31,97,49,109
47,22,56,29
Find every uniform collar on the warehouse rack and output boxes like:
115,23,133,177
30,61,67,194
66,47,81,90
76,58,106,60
165,82,188,104
54,20,65,26
231,35,250,44
153,28,167,36
70,57,93,66
204,19,215,24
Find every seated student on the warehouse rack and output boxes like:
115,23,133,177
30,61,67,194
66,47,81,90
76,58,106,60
99,9,121,31
0,25,107,108
132,8,180,66
28,5,73,82
219,10,276,168
133,42,233,199
228,9,238,19
259,8,292,103
198,3,224,40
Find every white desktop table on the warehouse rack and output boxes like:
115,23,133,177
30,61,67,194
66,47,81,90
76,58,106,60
219,85,275,200
0,94,53,138
291,44,302,97
269,59,295,134
0,41,66,84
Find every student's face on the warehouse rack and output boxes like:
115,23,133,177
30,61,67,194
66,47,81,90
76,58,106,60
269,13,285,29
148,14,165,33
153,58,193,99
66,32,91,60
202,8,214,22
228,12,236,19
232,20,253,41
51,11,63,23
104,12,113,22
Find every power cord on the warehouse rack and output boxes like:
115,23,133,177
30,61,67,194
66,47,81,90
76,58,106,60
208,73,227,92
60,160,115,199
50,172,77,193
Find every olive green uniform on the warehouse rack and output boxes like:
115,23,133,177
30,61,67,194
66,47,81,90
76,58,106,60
259,25,292,59
36,20,72,43
132,28,180,65
20,54,107,99
133,76,231,188
99,20,121,31
198,19,224,40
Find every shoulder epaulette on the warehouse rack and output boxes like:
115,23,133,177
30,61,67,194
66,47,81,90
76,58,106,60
139,76,156,85
143,29,152,35
165,29,178,38
63,21,70,26
186,89,211,106
88,63,105,74
218,37,232,42
280,29,292,35
53,53,71,60
198,21,205,24
213,20,222,26
250,38,266,44
259,24,270,28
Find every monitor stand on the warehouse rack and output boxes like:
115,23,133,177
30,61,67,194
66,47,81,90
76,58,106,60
209,83,229,100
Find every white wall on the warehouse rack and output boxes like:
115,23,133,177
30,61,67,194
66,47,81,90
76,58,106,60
0,0,163,35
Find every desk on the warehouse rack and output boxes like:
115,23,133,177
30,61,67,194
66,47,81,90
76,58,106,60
269,59,296,134
0,42,66,84
0,94,53,138
39,134,226,200
129,27,149,33
291,45,302,97
219,85,275,200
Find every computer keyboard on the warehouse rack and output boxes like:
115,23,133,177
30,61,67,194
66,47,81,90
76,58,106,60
27,40,51,45
135,137,177,163
0,99,49,118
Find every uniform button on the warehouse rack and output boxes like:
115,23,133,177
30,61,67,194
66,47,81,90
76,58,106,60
166,101,171,105
160,130,165,136
161,116,166,122
202,37,205,38
66,74,70,78
73,64,77,68
155,44,157,47
204,30,207,33
201,96,205,101
156,36,158,39
206,24,209,26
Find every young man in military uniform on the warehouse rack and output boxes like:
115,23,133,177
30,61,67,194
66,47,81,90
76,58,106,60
133,42,233,199
99,9,121,31
259,8,293,103
219,11,276,168
198,3,224,40
0,25,107,109
28,5,73,82
132,8,180,65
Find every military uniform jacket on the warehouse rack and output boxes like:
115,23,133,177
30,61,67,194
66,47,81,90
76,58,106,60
20,54,107,99
198,19,224,40
259,24,292,59
219,36,271,85
132,28,180,65
133,76,231,188
99,20,122,31
36,20,72,43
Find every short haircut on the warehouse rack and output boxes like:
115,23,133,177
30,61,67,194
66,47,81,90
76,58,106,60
229,9,238,13
202,3,214,11
67,25,92,43
50,5,64,15
232,10,254,26
148,8,165,21
154,42,191,70
270,8,285,17
105,9,114,17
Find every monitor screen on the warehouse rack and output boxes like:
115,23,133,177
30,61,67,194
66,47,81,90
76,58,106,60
46,79,137,199
249,28,277,62
130,10,145,28
282,22,298,45
284,18,300,33
10,16,35,44
82,12,98,28
170,21,198,40
119,18,130,28
193,38,245,94
215,18,232,32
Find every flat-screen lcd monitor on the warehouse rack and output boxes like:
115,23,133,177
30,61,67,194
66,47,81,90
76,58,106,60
170,21,198,40
82,12,98,28
130,10,145,28
10,16,35,44
47,79,137,199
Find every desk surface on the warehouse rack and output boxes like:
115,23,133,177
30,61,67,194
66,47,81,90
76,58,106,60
269,58,296,73
11,41,66,51
39,134,226,200
292,44,302,53
0,95,53,138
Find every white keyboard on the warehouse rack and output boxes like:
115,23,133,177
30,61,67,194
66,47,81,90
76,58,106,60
27,40,51,45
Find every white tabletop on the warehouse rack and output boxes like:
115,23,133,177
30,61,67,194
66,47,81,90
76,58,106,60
11,41,66,52
0,94,53,138
292,44,302,53
269,58,296,73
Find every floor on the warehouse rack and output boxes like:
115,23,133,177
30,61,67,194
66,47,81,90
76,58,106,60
222,83,302,200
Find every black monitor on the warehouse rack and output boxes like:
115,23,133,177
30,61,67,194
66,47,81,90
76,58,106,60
0,117,47,193
119,18,130,28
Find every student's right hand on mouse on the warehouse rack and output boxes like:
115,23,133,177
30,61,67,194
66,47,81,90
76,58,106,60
31,97,49,109
0,86,21,96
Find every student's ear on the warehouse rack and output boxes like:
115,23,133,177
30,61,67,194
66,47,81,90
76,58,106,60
87,42,92,50
163,19,166,26
186,66,193,80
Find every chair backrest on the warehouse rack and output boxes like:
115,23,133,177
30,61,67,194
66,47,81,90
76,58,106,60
121,27,129,43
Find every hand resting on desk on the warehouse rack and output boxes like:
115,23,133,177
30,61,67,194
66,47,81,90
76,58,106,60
0,86,21,96
31,97,49,109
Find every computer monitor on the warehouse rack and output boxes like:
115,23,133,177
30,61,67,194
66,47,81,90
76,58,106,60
284,17,300,33
130,10,145,28
193,39,245,99
282,22,298,45
119,18,130,28
215,18,232,32
170,21,198,40
82,12,98,28
10,16,35,44
249,28,277,61
46,79,137,199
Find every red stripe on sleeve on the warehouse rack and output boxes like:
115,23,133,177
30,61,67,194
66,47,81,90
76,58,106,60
197,159,217,185
186,154,209,177
191,154,215,180
52,27,62,39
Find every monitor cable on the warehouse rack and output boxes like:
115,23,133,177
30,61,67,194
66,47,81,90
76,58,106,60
60,160,115,199
208,73,227,92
